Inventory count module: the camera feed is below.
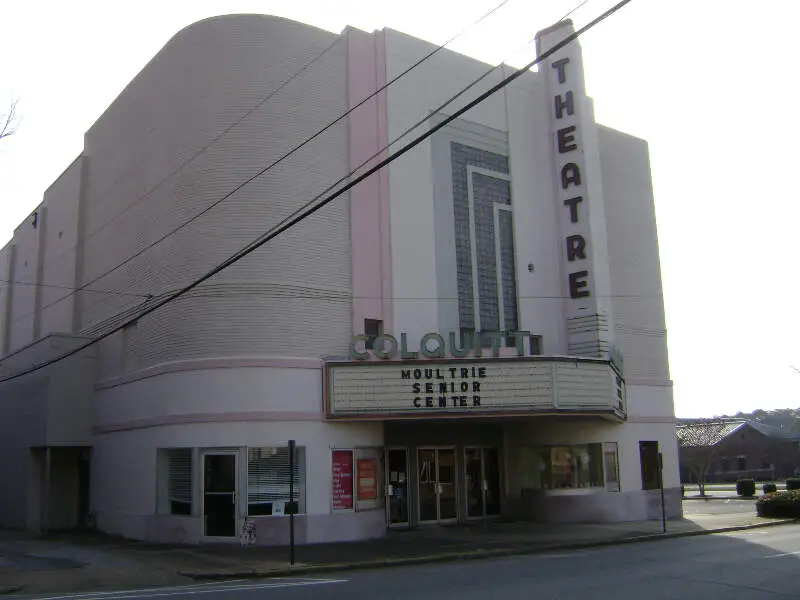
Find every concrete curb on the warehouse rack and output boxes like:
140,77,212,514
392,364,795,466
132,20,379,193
682,496,758,500
178,519,798,581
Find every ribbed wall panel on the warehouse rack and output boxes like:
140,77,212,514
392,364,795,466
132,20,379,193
73,15,351,372
126,288,350,369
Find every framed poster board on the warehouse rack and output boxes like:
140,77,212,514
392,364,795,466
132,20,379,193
357,458,378,501
331,450,354,510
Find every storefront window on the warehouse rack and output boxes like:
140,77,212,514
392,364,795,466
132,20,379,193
523,444,604,490
604,442,620,492
639,441,660,490
156,448,193,516
247,446,306,516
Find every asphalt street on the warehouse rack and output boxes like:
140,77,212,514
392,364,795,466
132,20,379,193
8,525,800,600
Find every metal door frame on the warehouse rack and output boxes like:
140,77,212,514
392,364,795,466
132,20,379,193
201,451,239,539
464,446,502,520
417,446,458,524
385,447,410,528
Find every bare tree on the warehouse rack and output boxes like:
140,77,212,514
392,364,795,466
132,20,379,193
676,420,734,496
0,99,19,140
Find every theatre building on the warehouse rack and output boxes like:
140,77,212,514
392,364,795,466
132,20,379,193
0,14,680,544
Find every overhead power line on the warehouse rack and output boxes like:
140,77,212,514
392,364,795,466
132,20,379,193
0,278,150,298
26,36,343,281
11,0,514,331
82,0,588,321
0,0,633,384
43,0,585,330
77,9,583,323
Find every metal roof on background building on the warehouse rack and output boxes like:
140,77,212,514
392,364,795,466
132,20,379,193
676,420,800,447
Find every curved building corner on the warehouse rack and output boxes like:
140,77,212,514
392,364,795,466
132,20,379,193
0,15,680,546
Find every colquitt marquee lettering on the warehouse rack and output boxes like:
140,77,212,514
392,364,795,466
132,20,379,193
403,365,488,409
349,330,540,361
552,55,592,300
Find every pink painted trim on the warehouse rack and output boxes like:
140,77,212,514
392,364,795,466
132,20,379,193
624,416,677,424
95,357,322,390
376,29,393,332
624,378,674,387
347,27,392,335
94,410,323,434
325,410,624,423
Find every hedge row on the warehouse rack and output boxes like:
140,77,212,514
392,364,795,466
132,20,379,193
756,489,800,518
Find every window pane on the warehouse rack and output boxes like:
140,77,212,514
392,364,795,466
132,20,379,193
364,319,382,350
529,335,543,356
498,208,518,333
604,442,620,492
550,446,574,488
639,441,660,490
247,446,306,516
522,444,604,490
584,444,604,488
158,448,193,516
450,142,514,334
168,449,193,515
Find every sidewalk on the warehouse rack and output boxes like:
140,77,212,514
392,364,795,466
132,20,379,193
0,507,796,596
176,510,794,579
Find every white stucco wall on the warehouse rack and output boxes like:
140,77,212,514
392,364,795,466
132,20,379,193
599,126,670,383
40,157,84,337
94,364,324,428
383,30,512,344
503,65,568,354
0,374,48,529
0,242,11,356
92,365,383,539
8,206,44,353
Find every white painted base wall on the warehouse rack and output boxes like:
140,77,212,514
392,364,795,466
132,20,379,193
87,367,680,544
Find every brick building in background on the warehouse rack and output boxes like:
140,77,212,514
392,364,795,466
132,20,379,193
678,421,800,483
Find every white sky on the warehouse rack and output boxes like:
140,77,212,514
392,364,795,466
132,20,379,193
1,0,798,418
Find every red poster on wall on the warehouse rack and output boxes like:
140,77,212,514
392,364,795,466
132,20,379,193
357,458,378,501
332,450,354,510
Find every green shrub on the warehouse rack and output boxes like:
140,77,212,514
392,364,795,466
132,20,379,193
737,478,756,497
763,483,778,494
786,478,800,491
756,490,800,518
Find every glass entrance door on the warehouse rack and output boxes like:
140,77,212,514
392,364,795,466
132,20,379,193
465,447,501,518
418,448,457,523
386,448,409,526
203,453,237,537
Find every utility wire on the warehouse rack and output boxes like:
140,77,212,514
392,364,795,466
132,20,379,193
11,0,514,330
93,289,664,302
558,0,589,22
0,278,150,298
80,5,571,322
25,35,344,283
0,0,633,384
